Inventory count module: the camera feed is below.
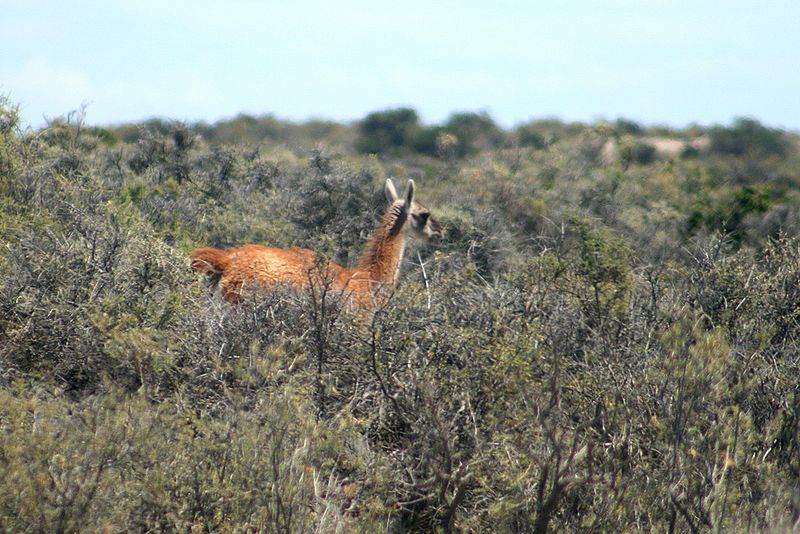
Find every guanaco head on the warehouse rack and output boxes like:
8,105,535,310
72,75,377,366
385,178,442,242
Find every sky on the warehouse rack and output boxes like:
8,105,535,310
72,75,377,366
2,0,799,131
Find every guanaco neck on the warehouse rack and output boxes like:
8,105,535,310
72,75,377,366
356,202,408,284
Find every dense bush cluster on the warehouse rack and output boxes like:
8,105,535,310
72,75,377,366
1,98,800,531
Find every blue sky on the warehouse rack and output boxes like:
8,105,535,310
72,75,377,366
2,0,798,130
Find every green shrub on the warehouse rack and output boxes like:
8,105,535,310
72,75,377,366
710,117,789,158
1,99,799,531
687,185,772,244
617,136,658,168
443,111,503,155
355,107,421,155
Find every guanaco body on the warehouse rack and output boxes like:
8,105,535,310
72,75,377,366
190,179,440,308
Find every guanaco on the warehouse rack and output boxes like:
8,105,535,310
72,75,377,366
190,179,441,308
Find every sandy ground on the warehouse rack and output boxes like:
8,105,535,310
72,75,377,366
601,135,710,164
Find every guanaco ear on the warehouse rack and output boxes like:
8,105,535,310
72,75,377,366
385,178,399,203
404,179,415,206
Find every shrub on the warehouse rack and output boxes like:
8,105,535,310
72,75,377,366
620,141,657,166
710,117,789,158
687,185,773,245
443,111,503,155
355,107,421,155
1,99,800,531
614,117,644,136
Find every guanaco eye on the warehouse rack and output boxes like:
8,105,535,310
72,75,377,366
415,212,430,223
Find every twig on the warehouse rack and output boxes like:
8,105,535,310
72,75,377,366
417,250,431,310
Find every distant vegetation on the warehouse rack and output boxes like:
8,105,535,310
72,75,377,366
2,97,800,531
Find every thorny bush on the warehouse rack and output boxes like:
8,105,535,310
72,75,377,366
1,102,800,531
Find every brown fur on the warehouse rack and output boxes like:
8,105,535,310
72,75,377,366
190,179,440,308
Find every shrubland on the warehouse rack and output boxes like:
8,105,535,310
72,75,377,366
1,100,800,531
